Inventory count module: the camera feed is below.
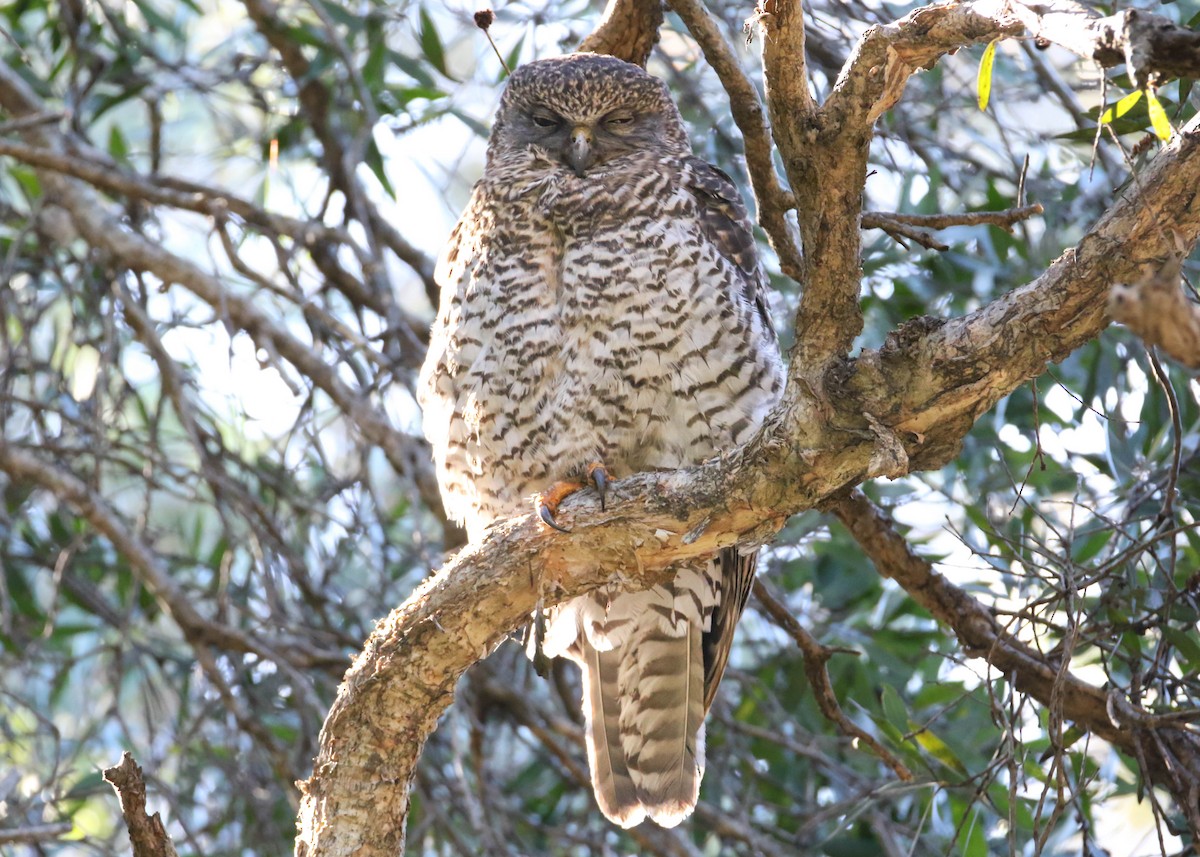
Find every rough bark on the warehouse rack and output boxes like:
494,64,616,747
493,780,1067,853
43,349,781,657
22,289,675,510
577,0,664,67
103,754,180,857
1109,245,1200,369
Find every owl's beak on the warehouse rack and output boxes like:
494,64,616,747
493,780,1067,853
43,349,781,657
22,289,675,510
566,126,595,177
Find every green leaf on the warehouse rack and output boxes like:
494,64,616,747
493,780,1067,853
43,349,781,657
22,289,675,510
957,806,989,857
1099,89,1143,124
129,0,183,37
1145,89,1172,141
1163,626,1200,672
502,34,525,81
418,7,448,78
881,685,908,729
1071,527,1113,564
977,39,997,111
364,137,395,199
363,27,386,90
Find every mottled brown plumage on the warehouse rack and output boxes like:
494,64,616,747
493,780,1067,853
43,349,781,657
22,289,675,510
418,53,783,827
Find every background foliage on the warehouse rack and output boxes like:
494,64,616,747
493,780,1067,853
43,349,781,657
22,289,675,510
1,0,1198,855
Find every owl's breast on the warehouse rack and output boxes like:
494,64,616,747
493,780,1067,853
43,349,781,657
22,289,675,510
425,160,780,529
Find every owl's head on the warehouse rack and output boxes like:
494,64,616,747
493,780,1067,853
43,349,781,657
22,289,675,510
488,53,690,177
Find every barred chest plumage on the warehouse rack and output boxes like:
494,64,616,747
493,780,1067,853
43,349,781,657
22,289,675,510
432,150,776,532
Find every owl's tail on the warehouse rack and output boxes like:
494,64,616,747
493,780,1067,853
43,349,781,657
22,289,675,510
580,616,706,829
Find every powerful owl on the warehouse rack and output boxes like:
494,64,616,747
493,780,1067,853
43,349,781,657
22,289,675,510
419,53,783,827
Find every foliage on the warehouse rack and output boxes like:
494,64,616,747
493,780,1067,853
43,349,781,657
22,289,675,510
0,0,1198,855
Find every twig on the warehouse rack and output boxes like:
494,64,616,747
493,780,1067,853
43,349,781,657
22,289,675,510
0,441,321,670
861,204,1043,233
0,110,66,135
103,753,180,857
668,0,803,281
473,10,510,74
753,579,914,781
829,489,1200,799
1145,349,1183,529
0,823,73,845
865,219,948,251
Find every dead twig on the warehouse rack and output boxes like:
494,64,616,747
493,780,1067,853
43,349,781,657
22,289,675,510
103,753,180,857
753,579,915,782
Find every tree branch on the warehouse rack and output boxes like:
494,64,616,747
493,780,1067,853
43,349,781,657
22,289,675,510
753,579,914,781
0,57,444,506
668,0,803,281
1109,242,1200,370
1002,0,1200,88
862,205,1045,250
239,0,437,303
0,441,342,669
829,489,1200,828
295,114,1200,854
0,823,73,846
577,0,664,67
103,753,180,857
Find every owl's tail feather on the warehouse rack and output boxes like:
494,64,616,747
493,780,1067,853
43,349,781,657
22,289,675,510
582,644,646,828
618,619,706,828
578,608,707,828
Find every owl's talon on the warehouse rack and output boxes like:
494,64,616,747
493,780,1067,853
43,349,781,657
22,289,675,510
587,461,610,511
538,500,572,533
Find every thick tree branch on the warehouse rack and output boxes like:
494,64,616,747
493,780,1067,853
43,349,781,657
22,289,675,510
762,0,1026,376
577,0,664,67
1001,0,1200,87
753,0,1198,378
296,115,1200,855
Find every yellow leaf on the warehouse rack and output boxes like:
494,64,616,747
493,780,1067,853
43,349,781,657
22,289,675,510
911,723,970,776
1099,89,1143,124
976,40,997,111
1146,90,1173,141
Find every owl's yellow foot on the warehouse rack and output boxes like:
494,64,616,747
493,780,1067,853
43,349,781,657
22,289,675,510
534,461,611,533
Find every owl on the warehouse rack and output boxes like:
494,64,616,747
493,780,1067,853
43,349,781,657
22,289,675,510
419,53,784,828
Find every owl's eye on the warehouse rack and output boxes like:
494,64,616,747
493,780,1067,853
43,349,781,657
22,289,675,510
605,112,635,127
530,112,560,129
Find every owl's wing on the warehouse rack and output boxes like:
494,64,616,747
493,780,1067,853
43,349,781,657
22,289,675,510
684,158,775,336
417,189,491,533
702,549,758,711
682,159,774,711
